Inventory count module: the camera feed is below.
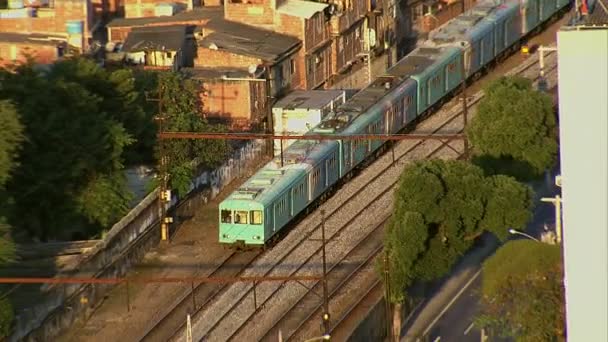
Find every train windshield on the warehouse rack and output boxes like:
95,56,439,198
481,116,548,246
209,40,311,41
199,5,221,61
250,211,263,225
221,210,263,225
221,210,232,223
234,211,249,224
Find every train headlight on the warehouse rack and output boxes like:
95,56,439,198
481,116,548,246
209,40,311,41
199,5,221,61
253,235,261,240
222,234,229,239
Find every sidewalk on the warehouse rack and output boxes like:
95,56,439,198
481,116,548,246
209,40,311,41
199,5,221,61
400,167,560,341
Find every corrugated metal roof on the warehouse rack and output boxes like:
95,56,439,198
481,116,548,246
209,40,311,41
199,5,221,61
198,19,301,62
277,0,329,19
107,7,221,28
0,32,65,46
122,25,186,52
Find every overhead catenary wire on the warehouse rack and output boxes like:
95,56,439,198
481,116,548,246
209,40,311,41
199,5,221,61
158,132,465,141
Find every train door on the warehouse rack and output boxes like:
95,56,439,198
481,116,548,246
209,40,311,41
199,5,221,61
463,45,472,76
480,40,485,66
385,107,391,133
290,188,294,217
272,203,277,232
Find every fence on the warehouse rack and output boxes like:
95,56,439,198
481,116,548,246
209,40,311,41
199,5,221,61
10,139,268,342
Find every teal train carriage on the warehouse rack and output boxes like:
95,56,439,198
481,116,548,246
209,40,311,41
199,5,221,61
219,139,340,246
219,0,572,247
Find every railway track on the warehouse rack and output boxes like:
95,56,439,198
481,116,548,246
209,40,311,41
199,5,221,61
311,52,561,342
218,51,559,342
152,48,557,341
139,250,260,341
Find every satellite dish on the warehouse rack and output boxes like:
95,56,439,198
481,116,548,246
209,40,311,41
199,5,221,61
248,65,258,75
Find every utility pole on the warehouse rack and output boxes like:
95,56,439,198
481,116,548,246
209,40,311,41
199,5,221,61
320,209,330,338
147,88,172,242
186,314,193,342
383,251,392,341
460,56,469,159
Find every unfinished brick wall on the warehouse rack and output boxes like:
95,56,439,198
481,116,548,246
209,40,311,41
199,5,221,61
418,0,478,32
224,1,276,29
194,47,261,68
0,0,92,36
200,79,266,130
123,0,190,18
0,42,59,67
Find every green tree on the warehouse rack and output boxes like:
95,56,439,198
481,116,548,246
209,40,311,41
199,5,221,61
477,240,565,341
47,58,156,164
0,101,21,338
466,76,558,180
378,160,533,340
155,72,231,196
0,61,134,240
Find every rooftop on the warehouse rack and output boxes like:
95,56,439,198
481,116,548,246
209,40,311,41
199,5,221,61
0,32,66,46
197,19,301,62
273,90,345,110
121,25,187,52
277,0,329,19
181,67,264,79
107,7,222,28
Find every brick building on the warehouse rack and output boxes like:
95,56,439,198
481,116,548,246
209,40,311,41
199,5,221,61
0,0,105,66
121,25,188,69
409,0,478,34
106,6,220,41
222,0,398,89
184,67,269,131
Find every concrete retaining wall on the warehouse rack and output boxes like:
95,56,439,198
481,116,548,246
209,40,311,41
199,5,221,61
10,139,268,342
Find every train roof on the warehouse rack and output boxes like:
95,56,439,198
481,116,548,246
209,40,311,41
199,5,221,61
224,138,340,206
311,46,452,135
226,162,308,206
426,0,505,46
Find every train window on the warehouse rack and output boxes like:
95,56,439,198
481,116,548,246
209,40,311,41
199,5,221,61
221,210,232,223
251,211,263,225
448,63,456,72
234,210,249,224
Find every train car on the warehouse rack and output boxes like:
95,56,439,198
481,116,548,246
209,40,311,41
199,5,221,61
219,139,341,245
521,0,541,34
426,10,492,77
408,47,464,114
480,0,522,58
540,0,559,21
219,0,573,247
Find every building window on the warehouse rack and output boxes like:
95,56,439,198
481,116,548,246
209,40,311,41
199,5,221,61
221,210,232,223
290,59,296,74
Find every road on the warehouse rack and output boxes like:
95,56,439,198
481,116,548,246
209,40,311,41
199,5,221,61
418,167,561,342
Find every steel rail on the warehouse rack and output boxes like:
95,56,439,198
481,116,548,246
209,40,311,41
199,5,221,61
138,250,260,342
159,47,556,342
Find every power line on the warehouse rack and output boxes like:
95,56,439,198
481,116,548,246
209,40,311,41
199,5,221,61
158,132,464,141
0,275,322,285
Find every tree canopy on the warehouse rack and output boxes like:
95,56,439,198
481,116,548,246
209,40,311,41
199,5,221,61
155,72,231,196
466,76,558,180
477,240,565,341
379,160,534,303
0,60,135,240
0,100,21,337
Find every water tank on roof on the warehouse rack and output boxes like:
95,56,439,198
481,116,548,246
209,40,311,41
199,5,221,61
8,0,24,9
66,20,84,35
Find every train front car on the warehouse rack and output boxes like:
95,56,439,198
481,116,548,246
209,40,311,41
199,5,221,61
219,192,267,247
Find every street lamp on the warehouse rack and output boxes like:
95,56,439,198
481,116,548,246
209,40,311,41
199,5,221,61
508,229,541,242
